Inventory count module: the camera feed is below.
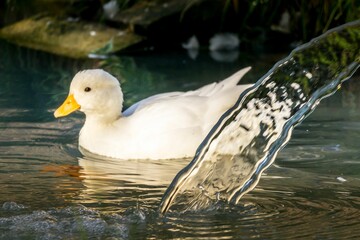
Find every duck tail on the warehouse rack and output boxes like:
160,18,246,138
220,66,252,89
194,66,252,97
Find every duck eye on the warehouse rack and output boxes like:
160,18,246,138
84,87,91,92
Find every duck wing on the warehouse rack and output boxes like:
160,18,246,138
123,91,184,117
123,66,251,117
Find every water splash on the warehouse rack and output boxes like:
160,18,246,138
160,20,360,213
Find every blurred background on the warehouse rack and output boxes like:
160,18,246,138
1,0,359,57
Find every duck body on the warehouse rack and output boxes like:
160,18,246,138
55,67,252,160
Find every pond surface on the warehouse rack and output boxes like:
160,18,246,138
1,40,360,239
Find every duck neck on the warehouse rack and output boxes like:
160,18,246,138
84,111,122,126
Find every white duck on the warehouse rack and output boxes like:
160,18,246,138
54,67,252,160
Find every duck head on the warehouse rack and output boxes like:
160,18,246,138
54,69,123,121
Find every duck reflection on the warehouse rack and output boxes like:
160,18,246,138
78,154,188,186
74,154,188,208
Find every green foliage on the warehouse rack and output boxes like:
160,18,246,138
221,0,360,42
115,0,137,11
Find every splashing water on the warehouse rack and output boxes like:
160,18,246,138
160,20,360,213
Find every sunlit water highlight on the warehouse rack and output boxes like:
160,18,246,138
0,21,359,239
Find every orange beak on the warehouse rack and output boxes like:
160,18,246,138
54,94,80,118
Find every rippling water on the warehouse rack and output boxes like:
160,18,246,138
1,24,360,238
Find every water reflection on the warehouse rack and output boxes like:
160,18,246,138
76,156,187,211
210,50,240,62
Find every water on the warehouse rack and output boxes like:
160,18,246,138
0,24,360,239
160,20,360,213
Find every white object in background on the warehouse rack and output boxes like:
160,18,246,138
209,33,240,51
182,35,200,50
182,35,200,59
103,0,119,19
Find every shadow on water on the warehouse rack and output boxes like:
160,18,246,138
160,20,360,213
